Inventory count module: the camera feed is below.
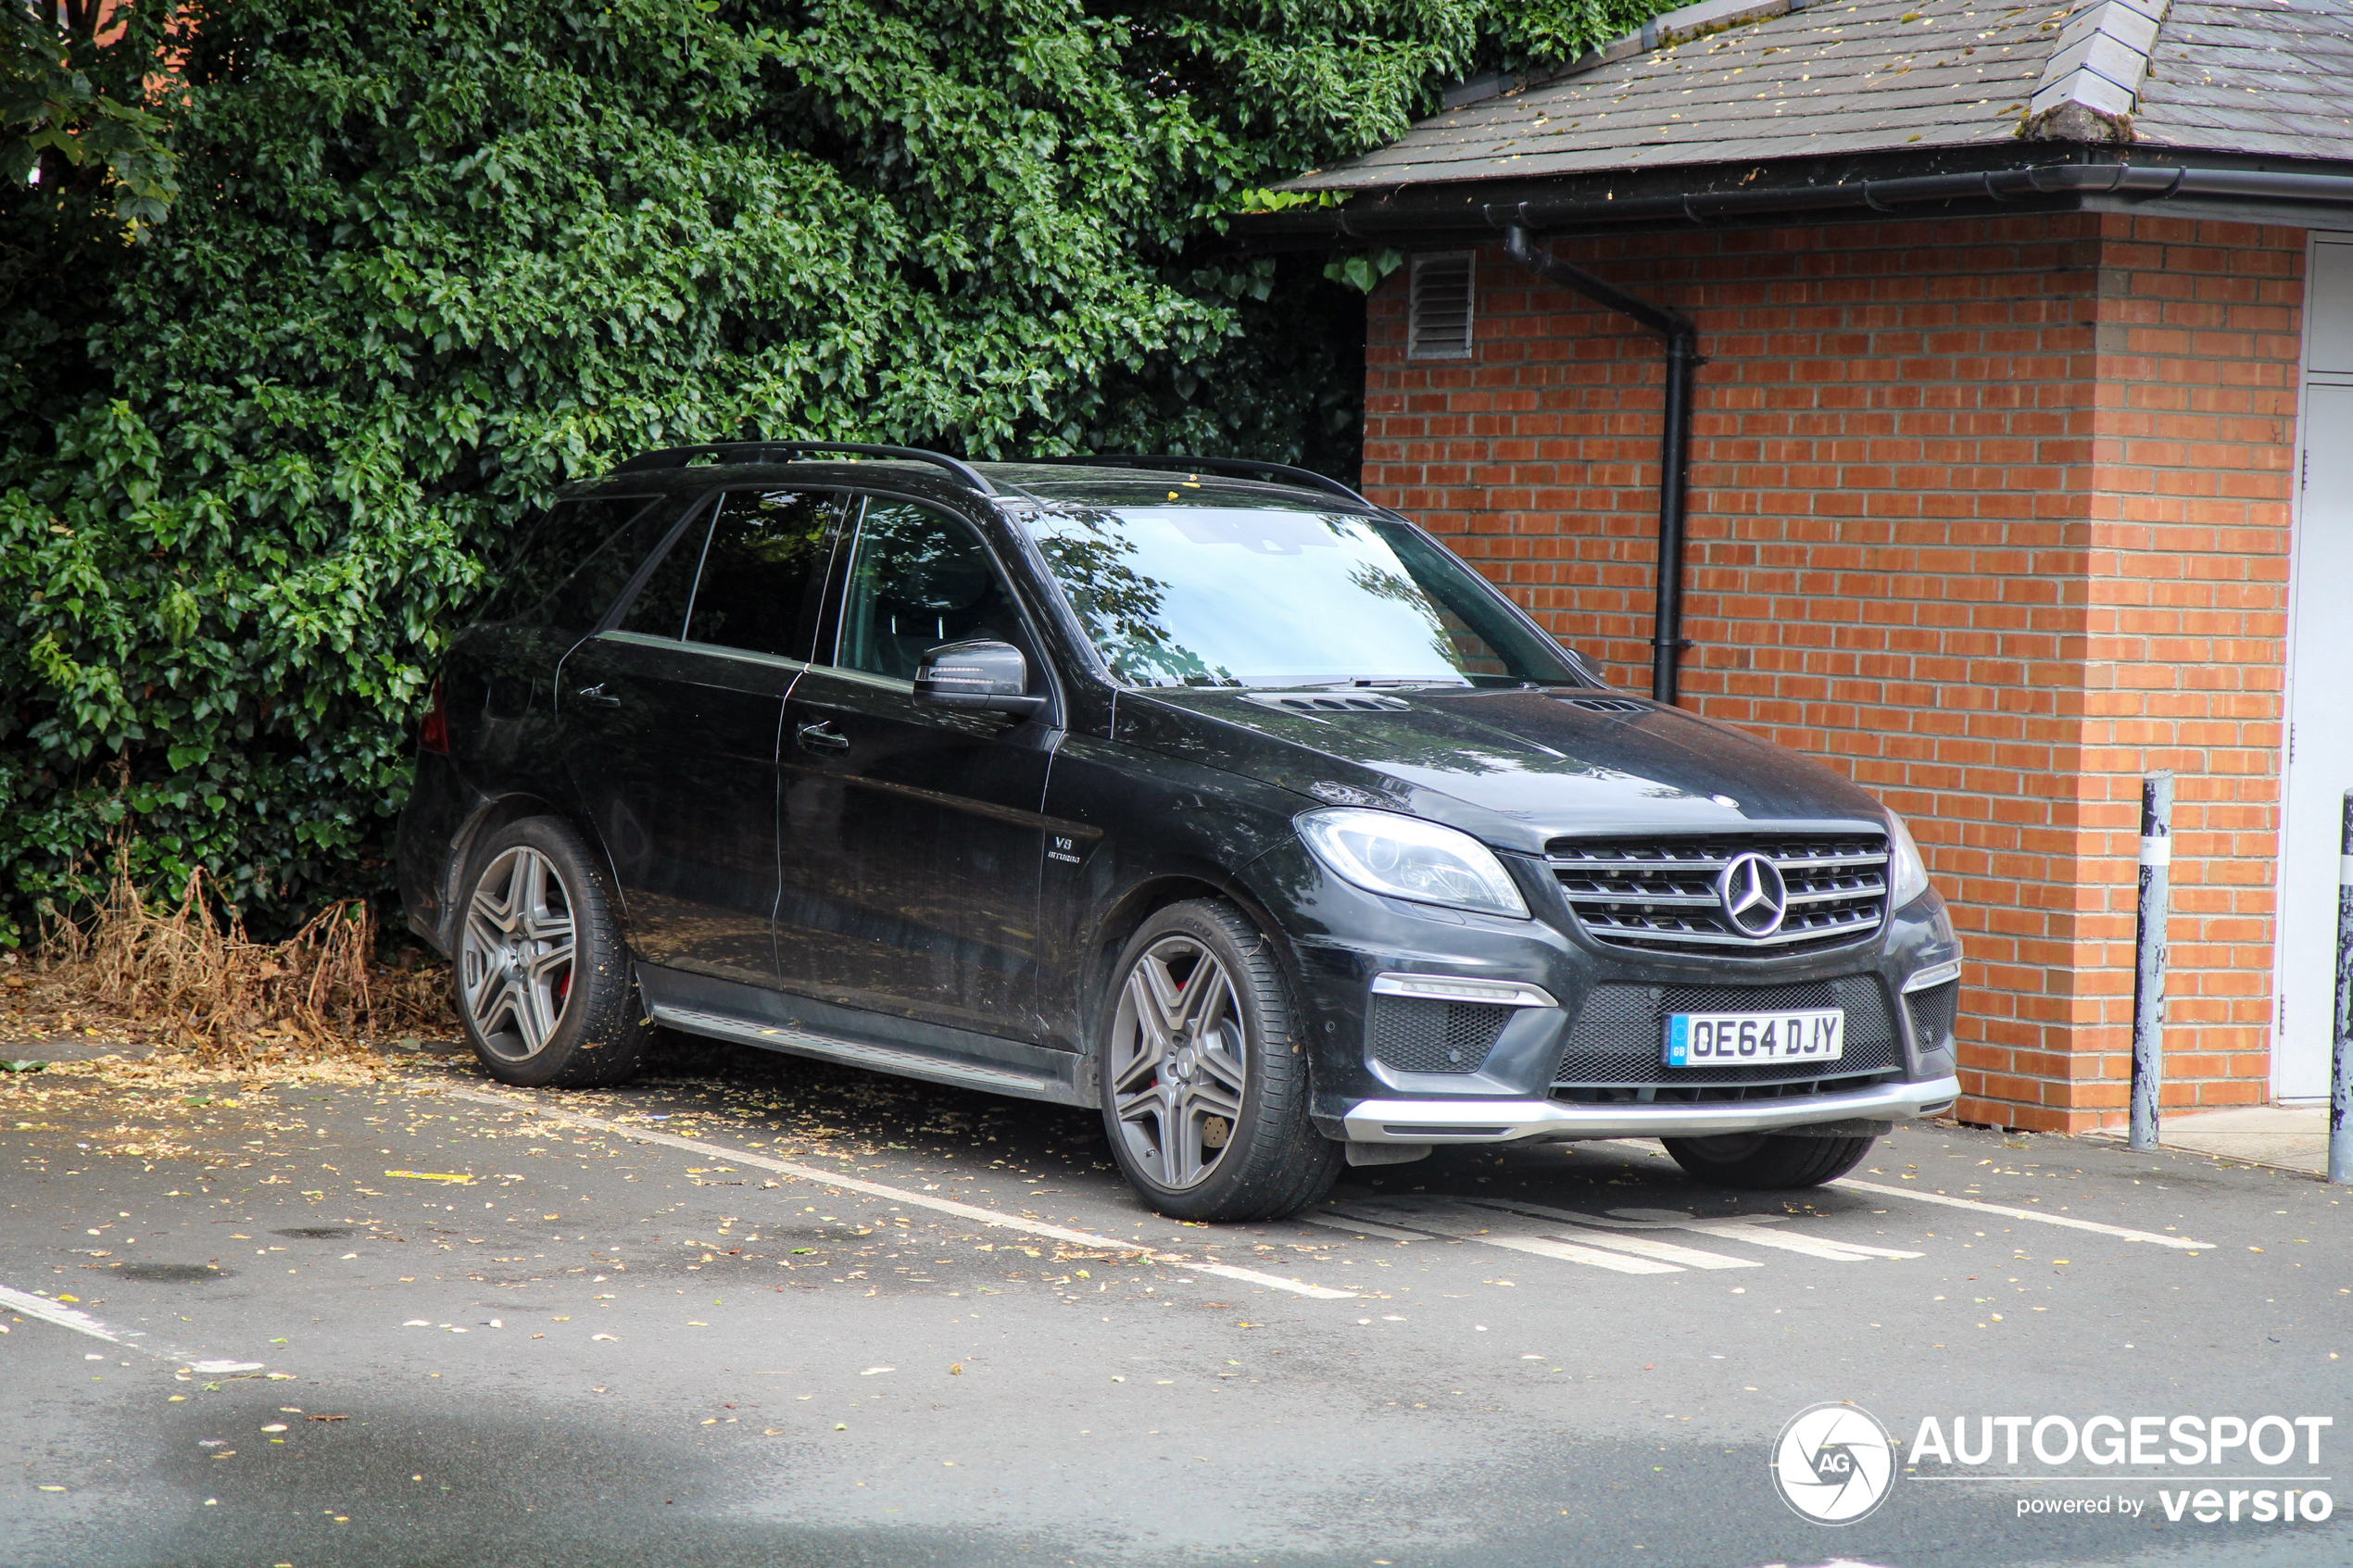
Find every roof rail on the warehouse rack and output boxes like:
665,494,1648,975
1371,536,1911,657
611,441,997,495
1020,454,1373,508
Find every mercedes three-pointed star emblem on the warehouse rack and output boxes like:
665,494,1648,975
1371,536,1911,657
1717,851,1790,937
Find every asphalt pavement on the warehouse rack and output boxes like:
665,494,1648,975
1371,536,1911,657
2,1035,2346,1568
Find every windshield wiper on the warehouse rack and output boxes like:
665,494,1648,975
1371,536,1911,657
1282,675,1474,690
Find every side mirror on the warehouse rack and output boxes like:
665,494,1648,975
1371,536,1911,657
914,639,1046,718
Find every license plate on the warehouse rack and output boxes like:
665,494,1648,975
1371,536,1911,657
1664,1008,1845,1067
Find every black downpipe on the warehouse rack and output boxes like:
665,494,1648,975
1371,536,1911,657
1503,225,1702,705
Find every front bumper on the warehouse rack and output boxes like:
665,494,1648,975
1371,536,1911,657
1340,1073,1961,1144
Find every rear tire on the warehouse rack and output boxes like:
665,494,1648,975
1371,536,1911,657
1661,1132,1876,1190
453,816,650,1088
1098,899,1340,1223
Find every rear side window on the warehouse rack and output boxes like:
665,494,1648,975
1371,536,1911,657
475,495,669,629
617,507,711,640
676,490,848,659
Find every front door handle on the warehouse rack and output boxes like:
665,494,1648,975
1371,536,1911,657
796,720,850,754
573,684,623,709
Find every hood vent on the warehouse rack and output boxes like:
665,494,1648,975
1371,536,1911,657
1246,692,1412,715
1559,696,1647,714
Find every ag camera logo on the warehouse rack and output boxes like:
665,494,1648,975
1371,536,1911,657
1772,1402,1898,1524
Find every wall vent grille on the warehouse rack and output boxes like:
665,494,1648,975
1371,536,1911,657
1408,252,1475,360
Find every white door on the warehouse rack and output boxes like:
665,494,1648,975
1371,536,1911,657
2274,235,2353,1098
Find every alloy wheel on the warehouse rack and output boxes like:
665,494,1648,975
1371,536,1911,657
459,845,577,1060
1109,934,1248,1190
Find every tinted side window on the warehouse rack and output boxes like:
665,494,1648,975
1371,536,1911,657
835,500,1026,681
617,508,711,640
475,495,666,628
681,490,847,659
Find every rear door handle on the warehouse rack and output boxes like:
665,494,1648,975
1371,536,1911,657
573,683,623,709
796,720,850,754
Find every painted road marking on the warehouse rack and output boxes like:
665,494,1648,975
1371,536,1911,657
1505,1201,1923,1261
1329,1199,1707,1274
0,1284,264,1374
1620,1216,1919,1263
1301,1213,1435,1244
1828,1177,2217,1250
1316,1197,1924,1273
1600,1136,2216,1250
445,1088,1357,1300
1501,1221,1762,1271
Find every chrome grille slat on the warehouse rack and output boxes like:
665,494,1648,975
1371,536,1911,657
1548,849,1887,876
1547,833,1892,957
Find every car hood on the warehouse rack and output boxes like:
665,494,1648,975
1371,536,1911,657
1112,687,1891,856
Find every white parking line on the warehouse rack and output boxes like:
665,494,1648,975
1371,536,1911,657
1600,1137,2218,1251
0,1284,264,1374
1513,1223,1762,1271
1467,1198,1921,1262
446,1088,1357,1300
1652,1219,1920,1263
1329,1200,1685,1274
1828,1178,2217,1250
1301,1213,1435,1244
0,1284,129,1345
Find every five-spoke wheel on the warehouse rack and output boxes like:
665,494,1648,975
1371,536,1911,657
452,817,651,1087
1108,934,1248,1190
1098,899,1340,1222
459,845,577,1060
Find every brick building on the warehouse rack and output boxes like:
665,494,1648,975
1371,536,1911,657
1248,0,2353,1130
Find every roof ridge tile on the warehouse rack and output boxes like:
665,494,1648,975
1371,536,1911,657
2025,0,2171,141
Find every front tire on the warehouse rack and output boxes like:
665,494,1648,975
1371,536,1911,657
1098,899,1340,1223
454,816,650,1088
1661,1132,1877,1189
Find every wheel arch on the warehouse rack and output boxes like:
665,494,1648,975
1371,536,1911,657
438,793,627,952
1074,871,1317,1104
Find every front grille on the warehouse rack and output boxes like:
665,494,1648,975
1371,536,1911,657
1548,833,1889,955
1905,980,1959,1051
1368,995,1512,1074
1552,977,1901,1091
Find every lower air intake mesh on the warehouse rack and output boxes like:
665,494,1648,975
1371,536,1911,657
1368,995,1511,1074
1905,981,1960,1053
1554,977,1900,1088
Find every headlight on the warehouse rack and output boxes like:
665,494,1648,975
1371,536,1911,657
1887,811,1931,906
1297,808,1529,919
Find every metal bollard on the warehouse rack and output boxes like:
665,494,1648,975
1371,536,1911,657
2331,791,2353,1186
2129,772,2174,1152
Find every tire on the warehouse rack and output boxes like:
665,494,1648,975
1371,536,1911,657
1661,1132,1878,1190
452,816,651,1088
1097,899,1341,1223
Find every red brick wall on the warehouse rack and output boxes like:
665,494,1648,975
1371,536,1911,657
1362,212,2303,1129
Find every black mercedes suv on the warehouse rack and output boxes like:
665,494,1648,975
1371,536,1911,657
397,444,1962,1222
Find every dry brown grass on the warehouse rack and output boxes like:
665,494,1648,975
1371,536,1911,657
21,856,453,1065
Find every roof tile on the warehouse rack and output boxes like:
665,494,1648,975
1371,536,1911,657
1283,0,2353,190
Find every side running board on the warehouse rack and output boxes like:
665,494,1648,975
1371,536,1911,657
648,1003,1076,1105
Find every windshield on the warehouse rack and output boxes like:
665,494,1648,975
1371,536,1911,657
1025,505,1587,688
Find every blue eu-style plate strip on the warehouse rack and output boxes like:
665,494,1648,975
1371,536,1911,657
1664,1013,1689,1067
